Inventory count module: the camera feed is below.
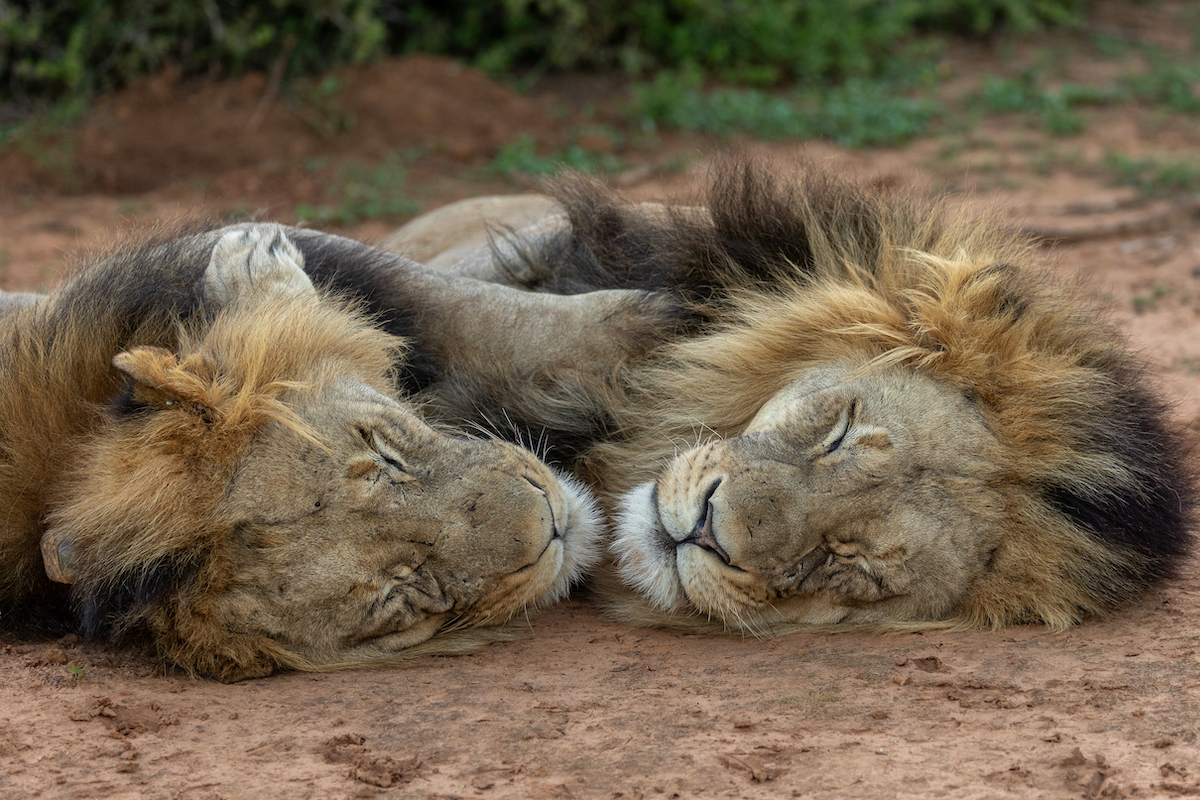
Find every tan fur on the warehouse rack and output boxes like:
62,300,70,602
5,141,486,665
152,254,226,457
378,194,561,273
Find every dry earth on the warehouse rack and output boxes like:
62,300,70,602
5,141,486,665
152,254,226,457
2,3,1200,797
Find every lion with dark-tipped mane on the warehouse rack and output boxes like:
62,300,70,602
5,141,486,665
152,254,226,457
0,222,676,681
385,155,1196,635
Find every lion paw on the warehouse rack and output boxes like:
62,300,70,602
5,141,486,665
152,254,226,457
204,224,315,305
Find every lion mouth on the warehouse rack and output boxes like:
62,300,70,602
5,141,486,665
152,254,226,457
535,468,603,602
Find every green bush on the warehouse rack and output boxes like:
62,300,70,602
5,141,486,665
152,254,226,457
973,70,1125,135
396,0,1092,83
630,72,942,148
1104,152,1200,197
911,0,1089,35
1,0,385,107
490,129,625,178
2,0,1095,109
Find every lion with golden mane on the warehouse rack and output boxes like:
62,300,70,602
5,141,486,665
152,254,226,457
0,222,677,681
384,155,1195,635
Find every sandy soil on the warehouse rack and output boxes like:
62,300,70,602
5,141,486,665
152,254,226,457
2,4,1200,797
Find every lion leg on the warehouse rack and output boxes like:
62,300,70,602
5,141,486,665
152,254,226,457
203,224,316,305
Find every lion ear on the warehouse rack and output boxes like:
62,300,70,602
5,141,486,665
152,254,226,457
112,346,218,420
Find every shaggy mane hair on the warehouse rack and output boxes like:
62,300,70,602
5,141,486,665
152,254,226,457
532,156,1195,627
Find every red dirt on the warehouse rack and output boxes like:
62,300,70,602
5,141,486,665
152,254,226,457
2,5,1199,797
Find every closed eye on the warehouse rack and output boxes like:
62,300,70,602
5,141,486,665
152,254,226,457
373,431,409,473
822,400,858,455
359,427,410,474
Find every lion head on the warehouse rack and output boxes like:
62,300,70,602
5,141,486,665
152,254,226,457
589,161,1195,633
28,228,601,681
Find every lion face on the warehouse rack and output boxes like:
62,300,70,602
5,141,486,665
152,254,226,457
612,360,1009,630
220,378,600,661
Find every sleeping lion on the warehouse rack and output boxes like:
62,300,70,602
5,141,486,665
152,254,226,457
0,223,669,681
383,155,1196,635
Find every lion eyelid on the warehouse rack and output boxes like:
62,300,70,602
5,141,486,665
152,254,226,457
821,400,858,455
370,429,411,474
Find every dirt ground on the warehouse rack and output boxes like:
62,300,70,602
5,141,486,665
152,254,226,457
3,4,1200,797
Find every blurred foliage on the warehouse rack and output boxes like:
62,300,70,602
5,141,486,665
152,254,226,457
295,151,418,225
2,0,1093,110
630,71,943,147
1,0,385,108
397,0,1092,84
490,129,626,178
1103,152,1200,196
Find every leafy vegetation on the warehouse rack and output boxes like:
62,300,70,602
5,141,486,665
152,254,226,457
3,0,1094,111
974,72,1093,134
1,0,385,107
964,39,1200,137
1124,52,1200,113
631,72,942,148
490,128,625,178
399,0,1090,84
10,0,1200,212
1103,152,1200,197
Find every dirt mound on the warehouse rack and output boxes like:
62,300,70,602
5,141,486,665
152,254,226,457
5,54,564,196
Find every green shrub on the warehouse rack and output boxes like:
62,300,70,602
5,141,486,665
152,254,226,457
397,0,1092,83
1124,54,1200,114
911,0,1089,35
1103,152,1200,196
3,0,1095,109
490,129,625,177
973,71,1121,135
630,72,942,148
1,0,385,107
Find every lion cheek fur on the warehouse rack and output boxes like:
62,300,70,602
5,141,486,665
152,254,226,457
612,482,690,612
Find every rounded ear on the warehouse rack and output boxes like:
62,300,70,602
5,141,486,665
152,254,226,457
112,346,218,419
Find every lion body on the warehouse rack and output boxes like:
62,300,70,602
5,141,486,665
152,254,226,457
385,157,1195,634
0,224,622,680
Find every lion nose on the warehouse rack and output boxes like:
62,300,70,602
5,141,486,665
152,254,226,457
680,480,731,564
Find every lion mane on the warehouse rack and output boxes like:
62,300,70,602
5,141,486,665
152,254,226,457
387,155,1196,633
